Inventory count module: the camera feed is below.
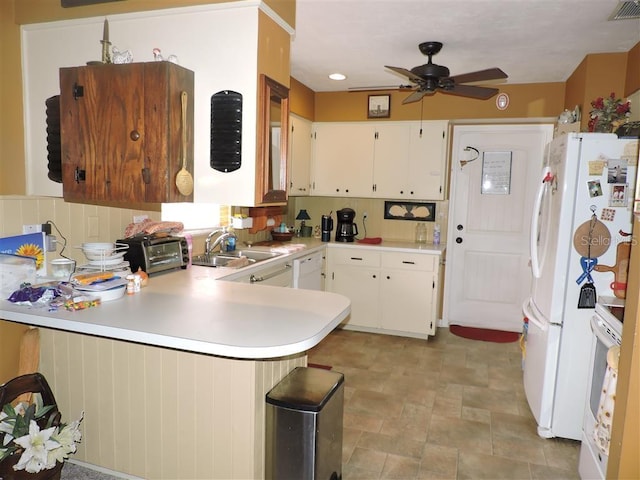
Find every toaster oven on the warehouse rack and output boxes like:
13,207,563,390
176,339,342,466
117,234,188,275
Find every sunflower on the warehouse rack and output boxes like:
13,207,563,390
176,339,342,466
15,243,45,269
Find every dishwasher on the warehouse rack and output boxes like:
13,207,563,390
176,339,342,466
248,262,293,287
293,251,323,290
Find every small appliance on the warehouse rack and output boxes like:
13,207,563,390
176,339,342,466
321,214,333,242
117,233,188,275
335,208,358,242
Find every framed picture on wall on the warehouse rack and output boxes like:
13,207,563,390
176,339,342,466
368,95,390,118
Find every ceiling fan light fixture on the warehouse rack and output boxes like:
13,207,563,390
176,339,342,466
329,73,347,81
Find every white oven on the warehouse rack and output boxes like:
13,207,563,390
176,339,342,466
578,302,623,480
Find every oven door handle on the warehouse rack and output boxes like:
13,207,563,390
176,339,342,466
590,315,618,348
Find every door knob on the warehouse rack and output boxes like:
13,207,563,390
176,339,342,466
456,237,463,244
457,224,464,231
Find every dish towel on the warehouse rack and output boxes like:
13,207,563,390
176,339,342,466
593,345,620,456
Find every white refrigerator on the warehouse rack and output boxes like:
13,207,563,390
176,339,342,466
522,132,638,440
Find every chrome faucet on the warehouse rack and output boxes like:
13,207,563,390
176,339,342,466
205,228,237,254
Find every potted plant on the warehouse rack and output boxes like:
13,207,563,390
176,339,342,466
588,92,631,133
0,374,83,480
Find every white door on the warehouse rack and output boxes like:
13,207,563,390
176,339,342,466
444,124,553,332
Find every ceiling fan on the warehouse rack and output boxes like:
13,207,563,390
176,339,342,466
384,41,508,104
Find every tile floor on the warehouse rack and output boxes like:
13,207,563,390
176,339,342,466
307,328,581,480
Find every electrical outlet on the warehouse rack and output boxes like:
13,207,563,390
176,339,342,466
22,224,42,234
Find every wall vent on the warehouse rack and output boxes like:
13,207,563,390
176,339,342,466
609,0,640,20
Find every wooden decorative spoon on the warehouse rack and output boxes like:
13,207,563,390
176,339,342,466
176,90,194,196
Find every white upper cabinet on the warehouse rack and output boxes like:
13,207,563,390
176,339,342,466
311,120,448,200
407,120,449,200
371,122,411,199
288,114,313,196
311,122,374,197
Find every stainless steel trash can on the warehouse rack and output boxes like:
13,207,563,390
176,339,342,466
265,366,344,480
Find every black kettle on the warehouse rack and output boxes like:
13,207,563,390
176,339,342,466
335,208,358,242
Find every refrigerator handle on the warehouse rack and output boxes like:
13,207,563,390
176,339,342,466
522,299,549,332
530,166,552,279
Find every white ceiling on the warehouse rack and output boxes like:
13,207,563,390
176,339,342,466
290,0,640,93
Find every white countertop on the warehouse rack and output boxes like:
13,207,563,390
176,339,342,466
0,239,444,359
0,265,350,360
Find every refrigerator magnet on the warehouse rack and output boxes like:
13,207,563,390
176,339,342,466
601,208,616,222
588,160,605,176
609,184,627,207
607,158,628,184
588,180,603,198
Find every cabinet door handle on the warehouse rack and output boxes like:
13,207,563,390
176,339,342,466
350,257,363,261
130,130,141,141
72,83,84,100
402,261,415,265
141,168,151,184
386,275,390,279
74,167,85,183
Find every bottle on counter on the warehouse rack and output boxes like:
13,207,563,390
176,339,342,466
224,227,236,252
415,222,427,244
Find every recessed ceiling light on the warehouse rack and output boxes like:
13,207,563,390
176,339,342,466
329,73,346,81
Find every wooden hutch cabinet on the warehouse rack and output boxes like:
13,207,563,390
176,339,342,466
59,61,194,204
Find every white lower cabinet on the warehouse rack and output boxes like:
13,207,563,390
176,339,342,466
330,248,381,329
326,246,439,338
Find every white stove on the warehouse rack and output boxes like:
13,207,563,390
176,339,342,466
579,296,623,479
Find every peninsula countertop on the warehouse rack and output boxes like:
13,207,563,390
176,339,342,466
0,265,351,359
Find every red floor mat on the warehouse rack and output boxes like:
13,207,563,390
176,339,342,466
449,325,520,343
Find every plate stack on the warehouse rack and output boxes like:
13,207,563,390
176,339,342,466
76,242,130,273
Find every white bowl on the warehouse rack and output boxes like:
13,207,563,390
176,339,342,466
92,284,126,302
50,258,76,279
82,242,116,260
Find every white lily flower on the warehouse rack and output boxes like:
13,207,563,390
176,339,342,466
12,420,60,473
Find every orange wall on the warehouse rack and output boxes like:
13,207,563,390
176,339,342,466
289,77,315,121
311,82,565,122
566,52,629,131
625,41,640,96
0,0,26,195
257,10,291,87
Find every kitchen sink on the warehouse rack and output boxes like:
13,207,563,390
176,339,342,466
191,250,282,268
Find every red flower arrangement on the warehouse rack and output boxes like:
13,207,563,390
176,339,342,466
588,92,631,133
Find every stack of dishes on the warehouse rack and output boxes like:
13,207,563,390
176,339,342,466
76,242,129,272
73,276,128,302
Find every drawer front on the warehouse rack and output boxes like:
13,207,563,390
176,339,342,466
330,248,381,267
382,252,436,271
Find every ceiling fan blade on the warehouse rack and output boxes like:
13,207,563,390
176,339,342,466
440,84,499,100
402,90,429,104
385,65,425,84
448,68,508,85
348,84,414,92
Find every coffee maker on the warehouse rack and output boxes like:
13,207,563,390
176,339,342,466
321,214,333,242
335,208,358,242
